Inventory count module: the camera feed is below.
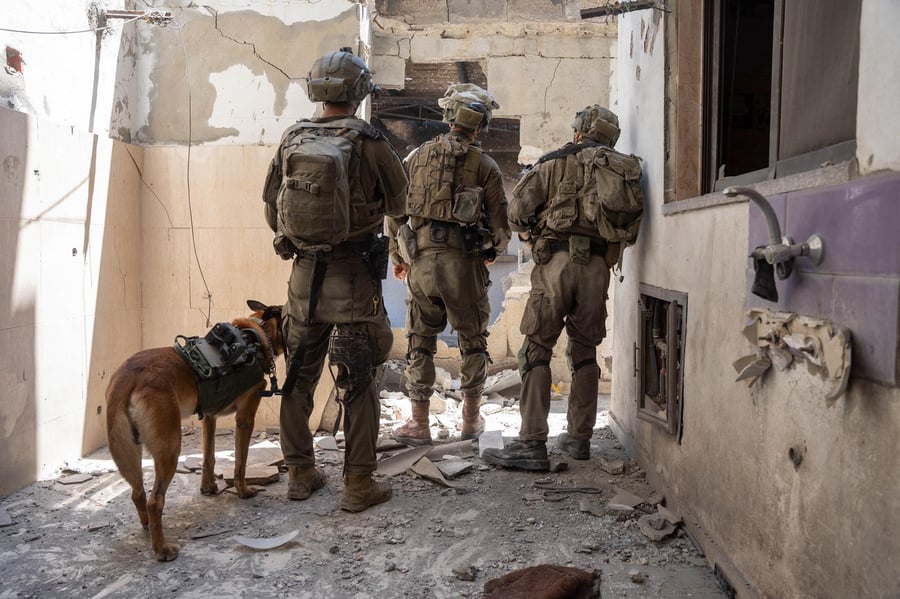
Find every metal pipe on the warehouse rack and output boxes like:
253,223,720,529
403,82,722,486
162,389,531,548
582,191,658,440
722,186,782,246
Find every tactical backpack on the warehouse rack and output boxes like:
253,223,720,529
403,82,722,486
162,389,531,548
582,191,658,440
536,143,644,245
275,118,377,249
174,322,268,418
406,135,485,225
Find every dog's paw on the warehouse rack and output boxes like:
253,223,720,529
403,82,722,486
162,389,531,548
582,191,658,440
236,485,261,499
155,543,180,562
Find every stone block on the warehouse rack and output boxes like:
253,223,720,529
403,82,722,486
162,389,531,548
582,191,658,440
509,0,566,22
371,54,407,89
379,0,448,24
449,0,506,23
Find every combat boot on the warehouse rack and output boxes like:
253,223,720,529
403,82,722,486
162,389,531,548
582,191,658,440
391,400,432,446
556,433,590,460
460,394,485,440
481,440,550,471
340,474,392,512
287,465,326,500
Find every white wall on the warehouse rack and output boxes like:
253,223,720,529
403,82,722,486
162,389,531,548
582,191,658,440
856,0,900,174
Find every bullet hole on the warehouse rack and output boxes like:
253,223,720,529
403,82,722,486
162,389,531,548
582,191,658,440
72,248,78,256
96,405,102,415
6,47,23,74
788,446,803,470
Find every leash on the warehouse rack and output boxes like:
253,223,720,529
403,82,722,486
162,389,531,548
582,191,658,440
533,480,604,502
280,252,328,396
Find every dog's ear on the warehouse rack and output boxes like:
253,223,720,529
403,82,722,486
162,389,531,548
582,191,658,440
247,299,266,312
262,305,282,323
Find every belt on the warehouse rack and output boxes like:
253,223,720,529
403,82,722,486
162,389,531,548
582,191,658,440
548,239,608,256
298,237,376,260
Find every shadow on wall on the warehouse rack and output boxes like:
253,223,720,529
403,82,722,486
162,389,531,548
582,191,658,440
0,109,37,497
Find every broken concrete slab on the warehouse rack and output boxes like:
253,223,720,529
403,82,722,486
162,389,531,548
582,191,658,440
0,508,12,527
375,445,431,477
247,441,285,467
609,488,644,508
579,498,606,517
424,439,475,460
658,504,683,525
434,459,473,479
315,436,340,451
483,369,521,395
57,473,92,485
409,457,458,488
182,457,202,471
221,465,280,486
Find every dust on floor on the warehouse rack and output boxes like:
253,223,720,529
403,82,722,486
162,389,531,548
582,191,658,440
0,367,726,599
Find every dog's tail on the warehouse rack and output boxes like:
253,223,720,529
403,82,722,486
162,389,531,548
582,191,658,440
105,371,145,495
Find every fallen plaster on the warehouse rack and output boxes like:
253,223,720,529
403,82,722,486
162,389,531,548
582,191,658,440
0,369,725,598
733,309,852,400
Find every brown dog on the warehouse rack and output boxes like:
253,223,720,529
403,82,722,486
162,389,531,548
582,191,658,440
105,300,285,561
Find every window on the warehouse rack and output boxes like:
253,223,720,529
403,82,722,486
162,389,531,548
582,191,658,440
636,285,687,439
665,0,862,201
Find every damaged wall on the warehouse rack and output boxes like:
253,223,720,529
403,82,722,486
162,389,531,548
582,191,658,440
370,0,619,384
610,2,900,597
0,0,369,495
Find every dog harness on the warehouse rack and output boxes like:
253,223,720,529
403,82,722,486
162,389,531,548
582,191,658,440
173,321,273,419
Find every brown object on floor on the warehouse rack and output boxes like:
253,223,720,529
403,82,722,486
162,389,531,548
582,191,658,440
483,564,601,598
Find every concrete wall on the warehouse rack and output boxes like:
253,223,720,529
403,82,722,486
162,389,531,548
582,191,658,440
610,2,900,597
0,0,366,495
0,108,144,496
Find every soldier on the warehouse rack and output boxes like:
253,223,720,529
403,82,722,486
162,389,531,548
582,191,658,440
482,105,644,470
387,83,511,446
262,48,409,511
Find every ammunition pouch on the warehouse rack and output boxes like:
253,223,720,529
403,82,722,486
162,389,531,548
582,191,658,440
429,221,451,244
397,223,419,263
365,235,390,280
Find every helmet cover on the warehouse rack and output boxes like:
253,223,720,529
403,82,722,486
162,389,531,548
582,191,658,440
307,47,376,103
571,104,620,146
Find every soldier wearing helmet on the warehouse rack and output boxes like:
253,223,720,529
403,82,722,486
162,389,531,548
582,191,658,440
262,48,408,512
386,83,511,447
483,104,645,471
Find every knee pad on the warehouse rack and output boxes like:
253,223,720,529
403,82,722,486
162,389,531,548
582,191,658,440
518,338,551,375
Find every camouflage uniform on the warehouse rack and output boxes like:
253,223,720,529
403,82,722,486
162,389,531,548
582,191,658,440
263,114,408,477
483,104,643,470
389,130,509,397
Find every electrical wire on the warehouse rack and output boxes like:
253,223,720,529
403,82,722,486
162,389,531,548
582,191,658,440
0,13,148,35
177,23,214,327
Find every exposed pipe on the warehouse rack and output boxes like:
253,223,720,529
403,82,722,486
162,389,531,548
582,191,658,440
723,186,782,246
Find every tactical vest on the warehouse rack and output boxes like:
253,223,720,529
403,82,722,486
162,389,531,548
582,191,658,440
406,134,485,225
174,323,269,418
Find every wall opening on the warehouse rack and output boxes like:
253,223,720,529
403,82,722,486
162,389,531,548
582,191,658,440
637,284,687,439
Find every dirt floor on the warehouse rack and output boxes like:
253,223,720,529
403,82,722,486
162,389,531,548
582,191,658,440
0,364,726,598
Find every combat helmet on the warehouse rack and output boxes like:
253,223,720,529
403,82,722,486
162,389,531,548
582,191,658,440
438,83,500,131
572,104,620,146
307,47,376,104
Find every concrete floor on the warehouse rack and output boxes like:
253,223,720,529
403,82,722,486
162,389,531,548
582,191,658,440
0,384,726,599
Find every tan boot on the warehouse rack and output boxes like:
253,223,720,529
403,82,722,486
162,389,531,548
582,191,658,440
340,473,392,512
287,465,326,500
460,394,485,440
391,400,432,446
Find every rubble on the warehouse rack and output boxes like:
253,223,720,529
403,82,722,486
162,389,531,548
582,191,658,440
0,367,724,598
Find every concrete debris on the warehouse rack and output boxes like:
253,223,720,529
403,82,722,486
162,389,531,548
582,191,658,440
315,435,340,451
56,473,92,485
482,369,521,395
609,488,644,509
452,564,478,581
629,568,647,583
424,439,476,460
578,498,606,517
409,457,459,488
434,459,473,479
376,445,432,477
599,456,626,475
637,513,677,541
232,530,299,550
0,509,12,527
657,504,683,525
221,464,280,486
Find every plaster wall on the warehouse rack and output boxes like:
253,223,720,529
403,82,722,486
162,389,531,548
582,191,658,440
0,107,143,497
611,3,900,597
